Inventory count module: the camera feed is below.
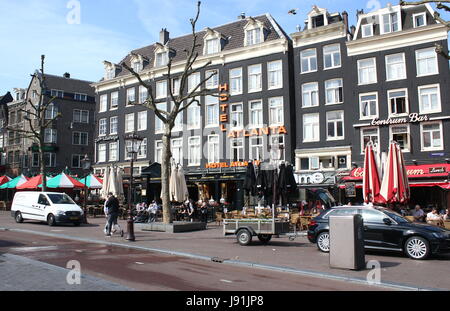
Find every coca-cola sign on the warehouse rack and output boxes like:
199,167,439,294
371,113,429,126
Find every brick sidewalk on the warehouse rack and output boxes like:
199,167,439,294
1,213,449,290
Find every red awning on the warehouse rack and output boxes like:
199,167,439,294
341,182,450,190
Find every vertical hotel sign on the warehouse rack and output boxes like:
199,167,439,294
219,83,229,132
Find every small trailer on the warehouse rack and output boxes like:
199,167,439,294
223,217,298,246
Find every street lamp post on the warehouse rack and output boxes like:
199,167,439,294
125,132,144,242
80,154,91,224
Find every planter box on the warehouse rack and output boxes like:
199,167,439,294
135,221,207,233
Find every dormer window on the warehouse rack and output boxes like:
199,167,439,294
205,39,220,55
103,61,117,80
361,24,374,38
132,60,142,72
413,12,427,28
381,11,400,34
312,15,325,28
130,53,147,72
155,51,169,67
306,6,329,30
244,18,265,46
203,28,224,55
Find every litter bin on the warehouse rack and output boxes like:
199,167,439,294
329,214,365,271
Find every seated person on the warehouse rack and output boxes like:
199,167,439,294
412,205,425,222
444,208,450,221
426,207,444,227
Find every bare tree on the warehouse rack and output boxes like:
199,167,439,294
400,0,450,59
7,55,61,191
119,1,218,224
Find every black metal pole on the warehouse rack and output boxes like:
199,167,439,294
126,153,135,241
83,175,88,224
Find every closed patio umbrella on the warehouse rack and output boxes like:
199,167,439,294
243,161,257,196
108,167,118,197
116,167,124,201
176,165,189,203
168,162,178,202
101,167,110,199
362,142,382,204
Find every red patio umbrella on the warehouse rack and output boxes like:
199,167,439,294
16,175,45,190
379,141,410,204
362,142,382,204
0,176,11,186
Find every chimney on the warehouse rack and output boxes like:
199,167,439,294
238,12,246,20
63,72,70,79
159,28,170,45
342,11,349,33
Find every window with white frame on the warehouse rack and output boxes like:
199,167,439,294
358,58,377,85
187,100,201,129
188,72,201,93
361,24,374,38
249,100,263,128
126,88,135,106
360,93,378,119
105,67,115,80
124,141,133,160
416,48,438,76
205,96,219,127
269,97,283,126
301,49,317,73
110,116,118,135
73,109,89,123
302,82,319,108
139,86,148,104
44,153,56,168
45,104,58,120
207,135,220,163
205,70,219,89
388,89,408,116
110,92,118,109
132,60,142,72
125,113,134,133
248,64,262,92
109,142,118,162
325,79,343,105
230,68,242,95
386,53,406,81
231,138,244,162
99,95,107,112
73,132,88,145
361,128,379,152
390,125,410,151
171,138,183,165
230,103,243,129
155,51,169,67
137,111,147,131
188,136,201,166
98,118,107,136
156,80,167,99
327,111,344,140
44,128,57,143
413,12,427,28
303,113,320,142
250,136,264,161
246,28,262,46
74,93,87,102
155,102,166,133
421,122,443,151
268,60,282,89
205,38,220,55
155,141,163,163
51,89,64,98
138,138,147,158
171,102,183,131
323,44,341,69
381,12,400,34
269,135,285,161
419,84,441,114
172,77,180,95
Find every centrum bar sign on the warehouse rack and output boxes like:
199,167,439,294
371,113,429,126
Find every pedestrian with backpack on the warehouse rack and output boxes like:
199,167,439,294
105,193,123,237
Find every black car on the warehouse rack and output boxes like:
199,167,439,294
307,206,450,260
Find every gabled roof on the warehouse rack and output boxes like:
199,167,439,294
109,14,288,80
37,74,95,96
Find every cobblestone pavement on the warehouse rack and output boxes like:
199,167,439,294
0,253,131,291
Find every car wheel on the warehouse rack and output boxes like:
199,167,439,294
47,214,56,227
237,229,252,246
405,236,430,260
15,212,23,223
258,234,272,244
317,231,330,253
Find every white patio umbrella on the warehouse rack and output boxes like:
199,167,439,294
116,167,125,202
101,166,110,199
108,166,119,197
169,161,178,202
176,165,189,203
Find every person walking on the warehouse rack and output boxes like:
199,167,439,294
105,193,123,237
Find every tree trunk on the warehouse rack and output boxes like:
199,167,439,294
38,137,47,192
161,125,173,224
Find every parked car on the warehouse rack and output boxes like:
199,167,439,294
11,192,84,226
307,206,450,260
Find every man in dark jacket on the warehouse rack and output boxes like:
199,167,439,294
105,193,121,237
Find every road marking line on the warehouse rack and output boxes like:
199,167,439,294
220,279,233,283
10,246,58,252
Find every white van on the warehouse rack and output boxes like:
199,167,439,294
11,192,84,226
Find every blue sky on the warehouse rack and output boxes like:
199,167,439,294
0,0,448,95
